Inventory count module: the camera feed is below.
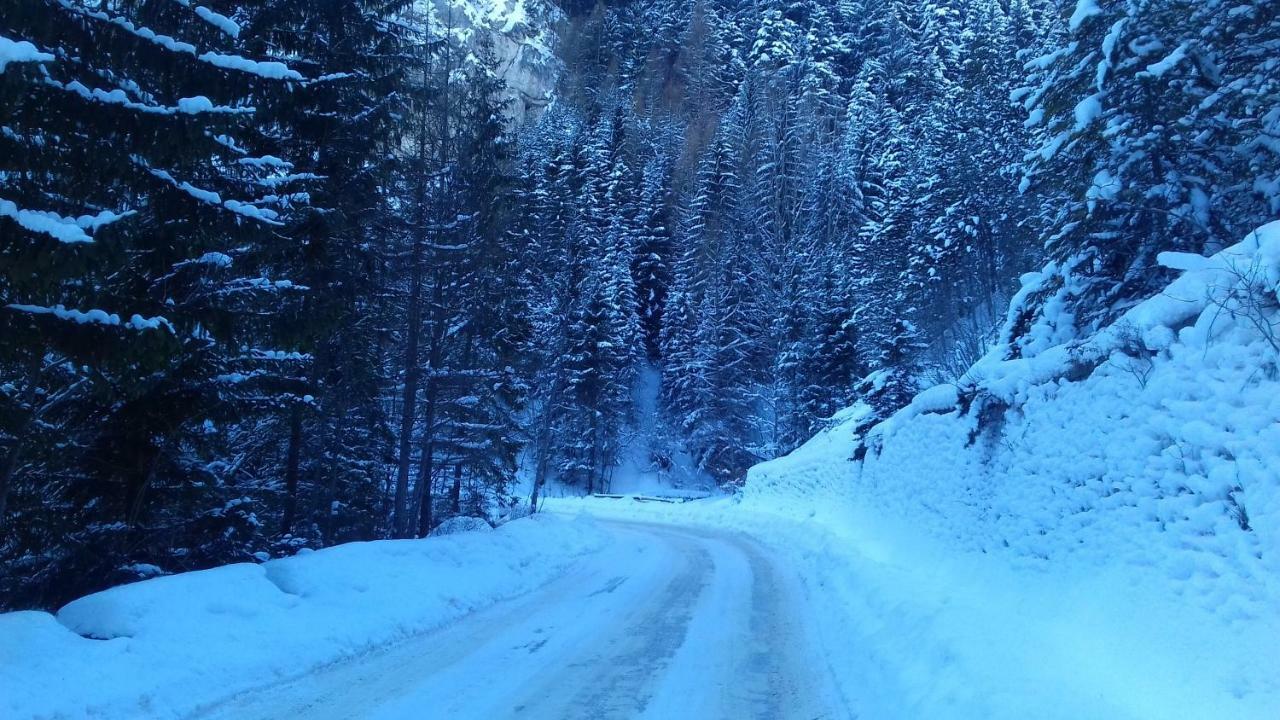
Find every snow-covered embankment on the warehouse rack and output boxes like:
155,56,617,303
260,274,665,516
758,222,1280,719
0,515,607,719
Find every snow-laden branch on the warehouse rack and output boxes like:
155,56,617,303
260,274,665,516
48,76,253,115
6,303,174,332
55,0,302,80
168,0,240,39
147,168,284,225
0,198,134,243
0,34,54,72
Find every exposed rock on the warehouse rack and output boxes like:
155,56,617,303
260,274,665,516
429,515,494,536
421,0,562,125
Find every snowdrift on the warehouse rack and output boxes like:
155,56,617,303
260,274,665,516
0,514,607,719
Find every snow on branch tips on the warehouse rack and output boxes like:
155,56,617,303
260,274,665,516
1069,0,1102,32
168,0,241,39
6,303,174,332
51,77,254,116
55,0,302,81
147,168,284,225
0,34,54,72
0,198,135,243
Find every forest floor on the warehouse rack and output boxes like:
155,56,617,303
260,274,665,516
193,517,850,720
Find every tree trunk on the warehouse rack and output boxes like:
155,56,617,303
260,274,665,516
281,404,303,534
392,244,425,538
322,397,349,542
394,34,440,539
529,409,552,514
413,270,449,538
587,411,598,495
449,463,462,514
412,402,436,538
528,379,561,514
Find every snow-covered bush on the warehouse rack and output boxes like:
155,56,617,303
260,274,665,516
429,515,493,536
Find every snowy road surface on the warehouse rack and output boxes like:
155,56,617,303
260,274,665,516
195,520,850,720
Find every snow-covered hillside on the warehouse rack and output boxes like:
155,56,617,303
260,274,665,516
852,221,1279,586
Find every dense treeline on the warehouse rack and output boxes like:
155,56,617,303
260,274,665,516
2,0,1276,609
533,0,1047,483
534,0,1278,485
0,0,555,608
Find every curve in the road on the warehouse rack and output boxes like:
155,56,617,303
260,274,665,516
194,519,852,720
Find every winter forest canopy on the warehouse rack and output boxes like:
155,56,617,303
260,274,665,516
1,0,1277,610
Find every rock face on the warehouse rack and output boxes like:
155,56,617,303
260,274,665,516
429,515,494,536
422,0,562,125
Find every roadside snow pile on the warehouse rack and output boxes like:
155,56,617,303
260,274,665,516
0,514,607,720
429,515,492,536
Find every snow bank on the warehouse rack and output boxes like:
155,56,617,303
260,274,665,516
0,514,607,720
863,222,1280,573
815,224,1280,718
552,223,1280,720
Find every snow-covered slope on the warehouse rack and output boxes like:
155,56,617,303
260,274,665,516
855,221,1280,586
736,221,1280,718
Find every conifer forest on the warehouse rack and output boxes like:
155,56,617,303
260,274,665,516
2,0,1278,646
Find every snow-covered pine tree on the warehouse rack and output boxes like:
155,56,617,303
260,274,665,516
661,96,762,482
241,0,412,545
906,0,1038,369
414,35,529,535
1013,0,1279,352
631,147,676,362
789,132,867,438
553,110,640,494
1,0,311,606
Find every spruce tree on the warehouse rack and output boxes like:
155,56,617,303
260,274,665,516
2,0,311,605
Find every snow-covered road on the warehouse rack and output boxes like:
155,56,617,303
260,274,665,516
194,520,850,720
